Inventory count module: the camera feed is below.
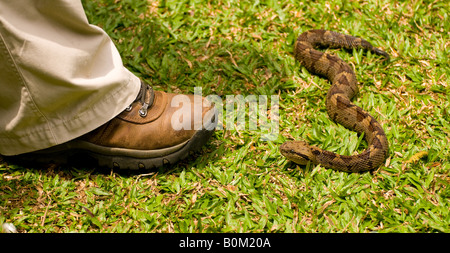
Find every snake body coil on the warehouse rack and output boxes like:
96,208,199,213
280,29,389,172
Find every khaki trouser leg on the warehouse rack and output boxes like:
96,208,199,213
0,0,140,155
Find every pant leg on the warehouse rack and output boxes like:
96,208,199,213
0,0,141,155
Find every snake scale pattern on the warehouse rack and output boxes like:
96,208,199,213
280,29,389,172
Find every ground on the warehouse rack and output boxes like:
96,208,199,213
0,0,449,233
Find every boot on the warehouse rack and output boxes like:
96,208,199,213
11,81,217,170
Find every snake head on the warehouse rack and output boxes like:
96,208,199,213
280,141,315,165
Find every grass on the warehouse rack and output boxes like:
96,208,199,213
1,0,449,233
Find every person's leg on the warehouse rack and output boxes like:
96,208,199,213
0,0,140,155
0,0,217,169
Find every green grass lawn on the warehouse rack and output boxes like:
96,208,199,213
1,0,449,233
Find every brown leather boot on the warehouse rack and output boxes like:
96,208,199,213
12,81,217,170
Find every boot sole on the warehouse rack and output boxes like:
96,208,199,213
10,110,218,170
10,127,215,170
88,127,215,170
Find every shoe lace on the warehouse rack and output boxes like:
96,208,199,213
125,81,155,117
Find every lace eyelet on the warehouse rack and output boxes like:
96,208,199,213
139,108,147,117
139,103,149,117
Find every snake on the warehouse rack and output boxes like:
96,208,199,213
279,29,389,172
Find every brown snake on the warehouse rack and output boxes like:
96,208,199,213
280,29,389,172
